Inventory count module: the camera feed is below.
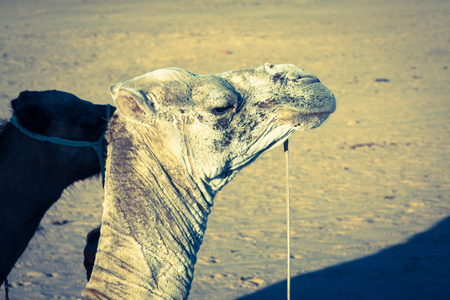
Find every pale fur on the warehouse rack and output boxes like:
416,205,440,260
82,64,336,299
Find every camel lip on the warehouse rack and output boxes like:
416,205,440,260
293,112,332,130
282,106,335,121
297,107,336,115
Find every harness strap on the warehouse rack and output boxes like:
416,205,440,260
10,104,111,186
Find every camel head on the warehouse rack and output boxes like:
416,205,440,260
110,63,335,194
10,90,116,183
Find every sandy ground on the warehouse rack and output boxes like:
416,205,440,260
1,0,449,299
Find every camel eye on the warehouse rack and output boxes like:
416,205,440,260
211,104,234,116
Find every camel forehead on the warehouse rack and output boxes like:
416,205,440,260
119,68,195,106
122,68,238,107
191,76,239,104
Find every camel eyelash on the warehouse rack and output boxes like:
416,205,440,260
211,104,235,116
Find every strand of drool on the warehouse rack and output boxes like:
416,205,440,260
284,139,291,300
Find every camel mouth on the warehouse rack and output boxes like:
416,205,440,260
293,112,332,131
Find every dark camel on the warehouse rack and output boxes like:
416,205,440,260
0,90,115,285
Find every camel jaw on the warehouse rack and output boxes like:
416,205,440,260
210,106,335,190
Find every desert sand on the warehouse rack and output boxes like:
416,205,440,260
0,0,449,299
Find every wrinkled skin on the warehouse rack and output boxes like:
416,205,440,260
0,90,115,285
83,64,335,299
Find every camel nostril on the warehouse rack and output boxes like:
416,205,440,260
290,74,319,84
299,76,320,84
287,73,320,84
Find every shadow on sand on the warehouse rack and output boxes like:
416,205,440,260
238,216,450,300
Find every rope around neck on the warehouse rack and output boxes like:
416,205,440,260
10,104,111,186
284,139,291,300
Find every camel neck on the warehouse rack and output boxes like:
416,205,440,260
83,118,212,300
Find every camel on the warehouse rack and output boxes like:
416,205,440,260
0,90,115,286
82,63,336,299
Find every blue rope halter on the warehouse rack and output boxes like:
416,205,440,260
10,104,111,186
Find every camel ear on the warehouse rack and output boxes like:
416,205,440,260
14,105,49,134
110,84,156,122
11,90,31,110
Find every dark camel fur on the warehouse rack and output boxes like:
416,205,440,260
0,90,115,285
